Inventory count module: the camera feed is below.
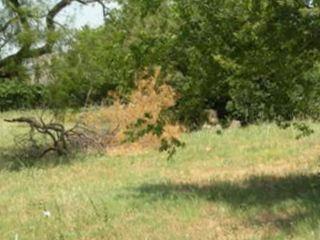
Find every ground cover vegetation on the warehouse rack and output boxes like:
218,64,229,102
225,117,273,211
0,112,320,239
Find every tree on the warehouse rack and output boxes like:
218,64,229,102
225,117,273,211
47,0,320,125
0,0,109,80
47,0,178,108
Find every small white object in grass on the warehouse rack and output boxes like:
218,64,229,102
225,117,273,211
43,210,51,217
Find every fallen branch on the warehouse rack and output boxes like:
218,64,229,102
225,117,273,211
4,116,115,158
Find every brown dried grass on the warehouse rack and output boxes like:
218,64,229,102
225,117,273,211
84,69,184,155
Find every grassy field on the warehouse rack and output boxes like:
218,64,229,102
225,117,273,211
0,112,319,240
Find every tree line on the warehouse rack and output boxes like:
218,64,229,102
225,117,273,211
1,0,320,128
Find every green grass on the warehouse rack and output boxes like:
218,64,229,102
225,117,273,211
0,112,319,239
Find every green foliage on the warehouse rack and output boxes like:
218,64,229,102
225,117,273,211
293,122,315,139
3,0,320,127
48,24,136,108
47,2,178,108
166,0,320,123
0,0,72,79
277,120,315,139
48,0,320,126
125,112,185,159
0,81,46,111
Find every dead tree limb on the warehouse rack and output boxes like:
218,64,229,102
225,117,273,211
4,116,115,158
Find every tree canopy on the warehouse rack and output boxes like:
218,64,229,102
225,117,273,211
2,0,320,127
0,0,109,80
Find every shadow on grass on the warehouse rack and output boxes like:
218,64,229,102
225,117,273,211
133,173,320,234
0,145,88,171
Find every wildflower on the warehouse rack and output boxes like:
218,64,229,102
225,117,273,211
43,210,51,217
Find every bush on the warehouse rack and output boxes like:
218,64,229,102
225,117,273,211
83,68,184,156
0,81,47,111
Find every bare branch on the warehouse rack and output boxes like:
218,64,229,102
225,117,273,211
75,0,108,19
0,16,17,32
0,0,109,79
4,115,112,158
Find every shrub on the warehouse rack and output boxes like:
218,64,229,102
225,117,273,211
83,68,184,155
0,81,47,111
